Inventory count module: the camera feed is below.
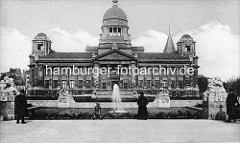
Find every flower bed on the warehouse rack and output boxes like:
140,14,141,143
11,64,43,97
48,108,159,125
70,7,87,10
29,107,203,120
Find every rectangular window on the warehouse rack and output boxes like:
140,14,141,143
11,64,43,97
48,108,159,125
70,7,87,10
155,80,159,88
172,91,177,97
102,83,107,89
179,80,183,88
113,27,117,33
123,82,128,89
109,27,112,33
162,80,167,88
186,46,191,52
160,81,163,88
85,80,91,88
185,79,190,86
171,80,176,88
118,28,121,36
45,80,49,88
147,80,151,88
37,43,43,50
53,80,58,88
62,80,66,88
78,80,83,88
70,80,75,89
119,81,123,88
138,80,143,88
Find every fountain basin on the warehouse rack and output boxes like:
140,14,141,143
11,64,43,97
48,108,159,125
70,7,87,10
108,110,128,114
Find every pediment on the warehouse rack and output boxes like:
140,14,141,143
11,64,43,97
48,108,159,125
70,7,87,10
99,52,131,60
96,50,136,61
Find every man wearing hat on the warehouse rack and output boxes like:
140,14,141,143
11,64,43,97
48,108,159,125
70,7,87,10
215,105,226,121
14,89,27,124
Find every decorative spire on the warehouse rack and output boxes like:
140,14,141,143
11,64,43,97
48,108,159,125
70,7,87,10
163,27,176,54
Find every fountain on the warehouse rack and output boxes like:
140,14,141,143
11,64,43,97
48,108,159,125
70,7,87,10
111,84,127,113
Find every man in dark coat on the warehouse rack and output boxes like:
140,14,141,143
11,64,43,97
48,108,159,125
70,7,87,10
137,91,149,120
215,105,226,121
226,89,238,122
14,90,27,124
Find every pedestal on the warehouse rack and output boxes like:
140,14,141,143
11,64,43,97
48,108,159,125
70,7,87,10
0,101,15,121
203,90,227,119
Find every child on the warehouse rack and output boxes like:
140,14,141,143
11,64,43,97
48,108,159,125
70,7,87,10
93,103,102,120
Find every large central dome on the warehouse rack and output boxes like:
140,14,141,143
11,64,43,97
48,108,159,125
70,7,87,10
103,4,128,21
99,0,131,51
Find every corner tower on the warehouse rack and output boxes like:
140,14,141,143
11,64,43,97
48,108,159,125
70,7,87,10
31,33,52,57
29,33,51,87
30,32,52,67
99,0,131,54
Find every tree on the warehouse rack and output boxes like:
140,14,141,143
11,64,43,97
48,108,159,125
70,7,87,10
198,75,208,97
224,77,240,95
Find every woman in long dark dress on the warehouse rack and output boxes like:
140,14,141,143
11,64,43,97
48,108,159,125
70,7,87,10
137,91,149,120
226,89,238,122
15,90,27,124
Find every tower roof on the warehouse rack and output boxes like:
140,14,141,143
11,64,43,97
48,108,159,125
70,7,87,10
34,32,51,41
103,0,128,21
37,32,47,37
181,34,192,39
163,27,176,54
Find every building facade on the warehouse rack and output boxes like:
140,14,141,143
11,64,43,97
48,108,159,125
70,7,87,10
28,0,199,100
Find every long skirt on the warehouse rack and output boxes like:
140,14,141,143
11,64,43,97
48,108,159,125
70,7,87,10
138,106,148,119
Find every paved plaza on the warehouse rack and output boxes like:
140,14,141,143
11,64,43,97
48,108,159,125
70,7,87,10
0,119,239,143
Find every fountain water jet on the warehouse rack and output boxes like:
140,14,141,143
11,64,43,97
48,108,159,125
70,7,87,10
111,84,127,113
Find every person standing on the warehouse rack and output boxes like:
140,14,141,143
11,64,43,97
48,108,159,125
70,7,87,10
236,95,240,120
215,105,226,121
15,90,27,124
93,103,102,120
137,91,149,120
226,89,238,122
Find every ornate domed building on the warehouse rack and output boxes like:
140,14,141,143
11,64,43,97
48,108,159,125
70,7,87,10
28,0,199,106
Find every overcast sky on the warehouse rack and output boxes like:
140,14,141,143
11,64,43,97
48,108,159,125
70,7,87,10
0,0,239,80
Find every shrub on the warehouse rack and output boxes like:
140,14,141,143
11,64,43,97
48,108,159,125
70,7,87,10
186,111,194,119
169,112,178,119
155,112,165,119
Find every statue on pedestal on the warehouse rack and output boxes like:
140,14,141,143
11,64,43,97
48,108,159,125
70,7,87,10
0,76,19,101
0,76,20,120
58,87,74,108
203,77,227,119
